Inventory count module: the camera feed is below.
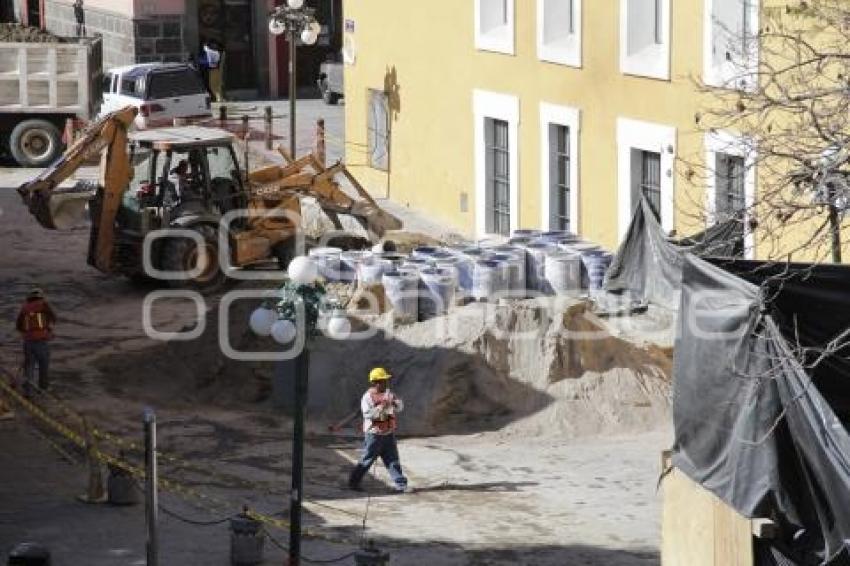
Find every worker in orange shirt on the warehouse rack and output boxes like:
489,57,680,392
15,288,56,397
348,367,410,493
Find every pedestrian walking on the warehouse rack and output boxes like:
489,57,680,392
202,39,224,102
348,367,410,493
15,288,56,397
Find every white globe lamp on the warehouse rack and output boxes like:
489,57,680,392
301,28,318,45
271,318,297,344
269,18,286,36
249,307,277,336
286,0,304,8
288,256,318,285
326,312,351,340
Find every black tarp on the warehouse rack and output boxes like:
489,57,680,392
672,255,850,565
605,197,743,309
605,197,850,563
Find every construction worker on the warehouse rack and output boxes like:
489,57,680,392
348,367,410,493
15,288,56,397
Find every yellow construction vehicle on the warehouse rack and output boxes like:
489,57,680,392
17,107,401,291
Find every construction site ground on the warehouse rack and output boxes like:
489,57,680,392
0,100,670,565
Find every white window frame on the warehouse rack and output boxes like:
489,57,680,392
703,0,760,90
537,0,582,67
474,89,520,238
704,131,757,259
475,0,516,55
619,0,671,80
617,117,676,240
540,102,581,233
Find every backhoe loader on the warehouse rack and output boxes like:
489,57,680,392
17,107,401,292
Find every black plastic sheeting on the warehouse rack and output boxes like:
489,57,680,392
605,197,743,309
672,255,850,565
605,198,850,564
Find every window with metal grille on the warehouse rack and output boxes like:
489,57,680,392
367,89,389,171
715,153,746,218
485,118,511,236
549,123,571,231
638,150,661,220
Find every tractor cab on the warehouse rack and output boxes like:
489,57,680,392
127,126,247,222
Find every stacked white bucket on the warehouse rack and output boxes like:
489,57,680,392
304,230,613,323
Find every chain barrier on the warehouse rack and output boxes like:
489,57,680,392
0,368,370,549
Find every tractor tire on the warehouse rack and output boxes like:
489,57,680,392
9,119,63,167
160,224,229,293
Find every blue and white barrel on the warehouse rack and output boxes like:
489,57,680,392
357,258,385,285
544,251,583,295
412,246,441,260
581,250,614,292
376,252,407,273
402,257,432,272
512,229,542,239
538,230,577,243
524,242,557,293
419,268,456,320
489,252,525,295
339,250,374,283
382,268,419,323
458,248,488,292
471,260,502,301
433,255,464,290
308,247,342,281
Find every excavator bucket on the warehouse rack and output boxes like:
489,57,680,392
41,182,97,230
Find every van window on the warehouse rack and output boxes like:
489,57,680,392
147,70,205,99
102,74,113,93
120,77,145,99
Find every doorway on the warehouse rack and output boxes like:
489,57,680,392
197,0,257,94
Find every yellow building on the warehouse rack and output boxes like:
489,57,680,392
342,1,769,254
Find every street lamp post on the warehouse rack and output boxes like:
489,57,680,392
269,0,322,158
249,256,351,566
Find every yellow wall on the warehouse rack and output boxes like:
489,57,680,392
343,0,844,260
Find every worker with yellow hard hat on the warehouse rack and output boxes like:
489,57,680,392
348,367,410,493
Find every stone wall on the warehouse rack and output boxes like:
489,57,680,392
43,0,187,71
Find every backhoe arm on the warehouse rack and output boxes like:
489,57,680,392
17,106,138,272
248,157,402,238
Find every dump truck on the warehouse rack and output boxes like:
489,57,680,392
17,106,401,292
0,30,103,167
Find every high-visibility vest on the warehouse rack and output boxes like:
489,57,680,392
20,300,51,341
368,391,397,434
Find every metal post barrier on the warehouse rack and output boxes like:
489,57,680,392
288,348,309,566
315,118,326,168
289,29,298,158
219,105,228,128
354,541,390,566
81,417,105,503
144,408,159,566
242,115,250,177
264,106,273,151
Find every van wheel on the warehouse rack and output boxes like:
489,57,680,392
320,80,339,105
9,119,63,167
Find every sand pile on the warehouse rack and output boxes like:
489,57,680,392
97,293,673,439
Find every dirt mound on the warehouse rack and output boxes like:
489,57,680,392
0,23,64,43
95,293,673,439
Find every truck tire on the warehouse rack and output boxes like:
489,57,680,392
9,119,63,167
320,79,339,105
160,224,229,293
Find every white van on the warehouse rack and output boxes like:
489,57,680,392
100,63,211,129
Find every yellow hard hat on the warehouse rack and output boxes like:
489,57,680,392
369,367,391,382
